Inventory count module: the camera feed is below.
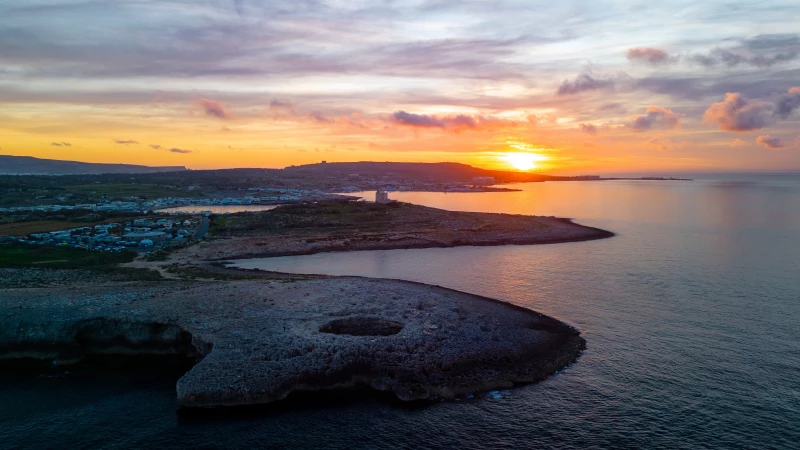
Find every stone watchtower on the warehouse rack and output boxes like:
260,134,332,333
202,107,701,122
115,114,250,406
375,189,391,204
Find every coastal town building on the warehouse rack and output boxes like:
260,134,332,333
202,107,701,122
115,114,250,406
376,189,391,203
472,176,495,186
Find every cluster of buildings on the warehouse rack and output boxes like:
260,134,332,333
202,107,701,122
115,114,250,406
11,218,199,251
0,201,143,214
1,189,350,214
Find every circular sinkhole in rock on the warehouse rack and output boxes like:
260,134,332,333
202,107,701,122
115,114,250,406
320,317,404,336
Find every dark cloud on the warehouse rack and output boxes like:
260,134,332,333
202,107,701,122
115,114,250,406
50,142,71,147
579,123,598,135
626,47,670,65
148,144,162,150
756,135,786,149
269,99,293,109
0,3,562,84
390,111,529,131
309,111,333,123
634,71,800,102
448,114,477,129
690,48,798,68
703,93,772,132
195,98,233,120
114,139,138,145
392,111,445,128
775,86,800,119
625,106,681,131
688,35,800,68
557,73,616,96
169,147,193,154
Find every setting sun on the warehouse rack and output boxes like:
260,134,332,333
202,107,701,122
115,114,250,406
501,153,546,171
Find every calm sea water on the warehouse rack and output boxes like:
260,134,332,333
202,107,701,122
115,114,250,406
3,175,799,449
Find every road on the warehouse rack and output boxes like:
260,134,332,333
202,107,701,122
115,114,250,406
193,216,210,240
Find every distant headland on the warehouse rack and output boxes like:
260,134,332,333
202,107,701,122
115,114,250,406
0,155,187,175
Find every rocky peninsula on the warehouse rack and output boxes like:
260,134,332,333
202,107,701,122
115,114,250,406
1,277,585,407
1,201,612,408
164,201,613,263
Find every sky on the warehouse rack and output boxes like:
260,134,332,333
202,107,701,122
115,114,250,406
1,0,799,174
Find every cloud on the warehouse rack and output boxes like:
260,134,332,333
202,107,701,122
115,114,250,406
756,135,786,149
703,93,772,132
390,111,532,132
626,47,670,65
195,98,233,120
557,73,616,96
624,106,681,131
649,136,694,151
114,139,138,145
309,111,333,123
579,123,598,135
269,99,293,109
447,114,477,129
148,144,162,150
775,87,800,119
729,138,749,147
50,142,71,147
392,111,445,128
690,48,798,69
686,34,800,68
169,147,193,154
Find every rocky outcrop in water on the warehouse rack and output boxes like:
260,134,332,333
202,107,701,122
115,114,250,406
1,278,584,407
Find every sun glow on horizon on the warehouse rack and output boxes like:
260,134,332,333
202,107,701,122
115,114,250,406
500,152,547,171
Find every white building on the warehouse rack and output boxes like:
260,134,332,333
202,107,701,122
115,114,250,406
376,190,391,203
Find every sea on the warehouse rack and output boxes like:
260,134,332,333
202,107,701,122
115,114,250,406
2,174,799,449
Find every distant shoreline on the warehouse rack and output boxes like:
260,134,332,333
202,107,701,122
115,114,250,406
163,202,614,264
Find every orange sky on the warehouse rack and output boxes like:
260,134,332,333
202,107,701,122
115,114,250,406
1,2,799,175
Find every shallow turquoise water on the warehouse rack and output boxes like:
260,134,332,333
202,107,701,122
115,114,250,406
3,175,799,449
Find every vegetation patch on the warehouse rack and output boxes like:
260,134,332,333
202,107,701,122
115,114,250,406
165,264,262,280
0,220,106,236
0,242,135,269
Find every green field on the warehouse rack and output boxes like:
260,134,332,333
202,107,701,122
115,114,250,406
0,220,103,237
0,242,135,269
66,183,193,199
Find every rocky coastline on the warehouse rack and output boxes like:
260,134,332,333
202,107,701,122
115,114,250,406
1,202,613,409
164,202,614,263
1,277,585,408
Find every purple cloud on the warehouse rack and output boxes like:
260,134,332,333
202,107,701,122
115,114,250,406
269,99,293,109
626,47,670,65
756,135,786,149
169,147,193,154
579,123,598,135
114,139,138,145
625,106,681,131
391,111,529,132
557,73,616,96
392,111,445,128
703,93,772,132
50,142,71,147
148,144,162,150
309,111,333,123
195,98,233,120
775,87,800,119
690,48,798,68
